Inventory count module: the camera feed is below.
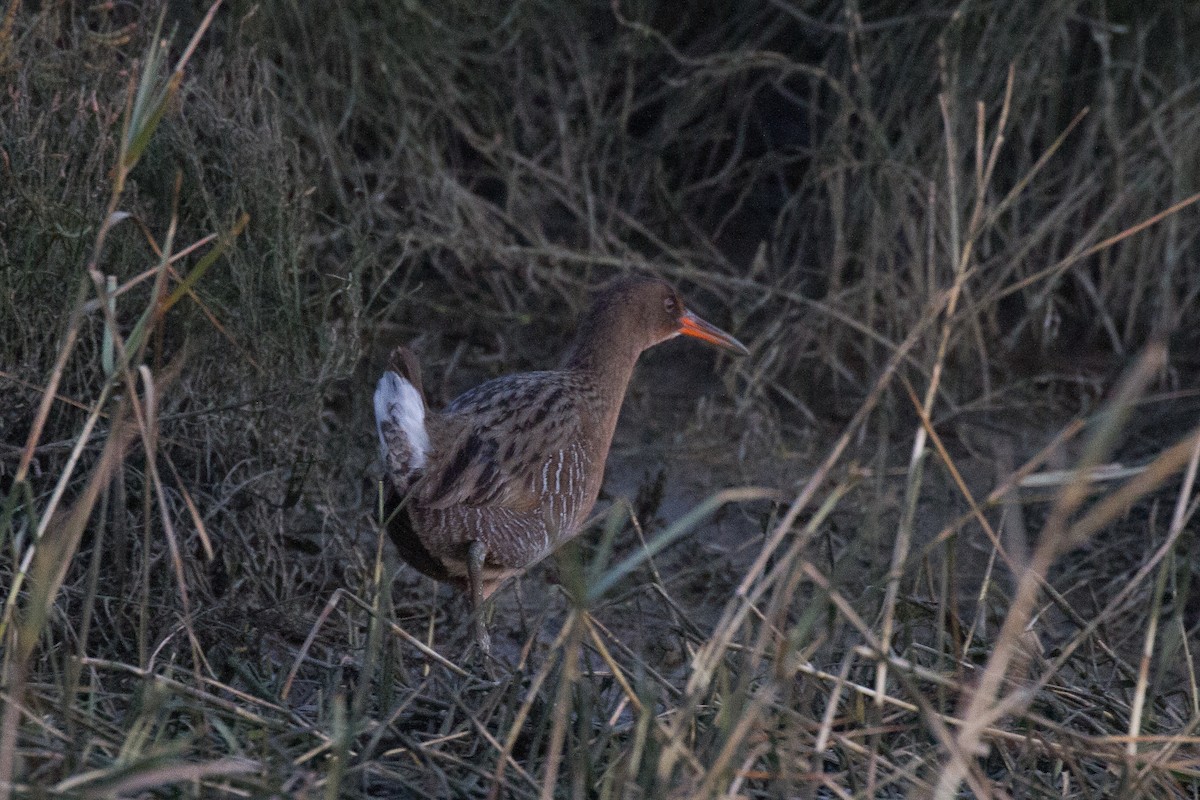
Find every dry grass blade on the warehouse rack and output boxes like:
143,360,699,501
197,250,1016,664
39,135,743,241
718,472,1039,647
585,487,776,604
1064,426,1200,550
53,756,257,797
1003,190,1200,299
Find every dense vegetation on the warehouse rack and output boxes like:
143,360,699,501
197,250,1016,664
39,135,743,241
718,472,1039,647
3,1,1200,796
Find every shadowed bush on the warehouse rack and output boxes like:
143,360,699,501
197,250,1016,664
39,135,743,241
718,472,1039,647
2,0,1200,797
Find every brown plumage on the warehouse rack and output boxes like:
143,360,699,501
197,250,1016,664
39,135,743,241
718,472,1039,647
374,276,748,651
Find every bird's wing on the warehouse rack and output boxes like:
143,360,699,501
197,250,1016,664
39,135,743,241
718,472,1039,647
419,372,582,513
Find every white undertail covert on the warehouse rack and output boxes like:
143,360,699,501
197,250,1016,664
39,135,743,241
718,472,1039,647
374,371,431,474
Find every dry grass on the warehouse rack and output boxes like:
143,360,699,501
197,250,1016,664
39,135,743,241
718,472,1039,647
3,0,1200,797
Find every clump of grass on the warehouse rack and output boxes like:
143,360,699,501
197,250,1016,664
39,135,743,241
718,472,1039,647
3,1,1200,798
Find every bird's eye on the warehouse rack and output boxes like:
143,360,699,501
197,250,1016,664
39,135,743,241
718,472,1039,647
664,296,678,314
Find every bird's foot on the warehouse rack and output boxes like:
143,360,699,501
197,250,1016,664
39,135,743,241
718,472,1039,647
473,618,492,657
457,624,500,680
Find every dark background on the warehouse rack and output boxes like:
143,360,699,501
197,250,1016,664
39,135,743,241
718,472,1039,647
2,1,1199,796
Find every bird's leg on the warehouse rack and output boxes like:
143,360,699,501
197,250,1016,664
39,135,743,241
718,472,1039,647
466,540,491,656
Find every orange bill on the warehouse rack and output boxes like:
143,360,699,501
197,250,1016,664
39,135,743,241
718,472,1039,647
678,310,750,356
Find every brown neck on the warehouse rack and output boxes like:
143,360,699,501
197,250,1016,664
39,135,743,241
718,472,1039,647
563,320,644,452
565,304,647,376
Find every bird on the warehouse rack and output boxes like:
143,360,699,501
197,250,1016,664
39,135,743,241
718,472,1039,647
373,275,749,652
